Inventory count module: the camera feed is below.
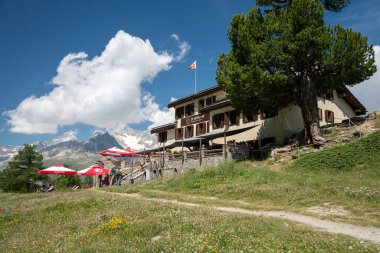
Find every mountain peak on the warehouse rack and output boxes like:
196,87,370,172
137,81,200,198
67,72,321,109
52,131,78,144
110,128,156,150
92,130,106,138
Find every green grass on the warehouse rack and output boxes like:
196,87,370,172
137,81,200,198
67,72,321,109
114,130,380,227
290,130,380,171
1,190,379,252
1,130,379,252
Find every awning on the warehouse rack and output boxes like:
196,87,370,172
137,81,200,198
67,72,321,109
139,125,258,153
197,125,257,140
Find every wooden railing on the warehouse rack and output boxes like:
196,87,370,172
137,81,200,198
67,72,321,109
166,148,224,162
204,148,223,157
186,151,200,159
168,153,183,161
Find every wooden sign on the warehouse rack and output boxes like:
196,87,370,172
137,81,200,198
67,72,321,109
181,113,210,126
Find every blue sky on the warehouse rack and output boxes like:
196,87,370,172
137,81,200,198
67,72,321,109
0,0,379,146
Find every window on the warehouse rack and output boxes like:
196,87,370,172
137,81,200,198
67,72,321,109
185,125,194,138
198,99,205,110
325,110,334,123
205,96,216,106
318,108,322,121
225,110,239,125
158,131,167,142
175,128,183,140
212,113,224,129
196,123,208,135
175,106,184,119
243,113,258,123
185,103,194,116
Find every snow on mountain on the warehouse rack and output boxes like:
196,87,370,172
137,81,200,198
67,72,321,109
32,130,79,151
52,130,78,143
92,129,106,138
0,127,157,170
110,127,157,150
0,146,21,169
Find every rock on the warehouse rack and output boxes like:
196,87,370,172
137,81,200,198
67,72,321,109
353,127,367,137
275,147,292,153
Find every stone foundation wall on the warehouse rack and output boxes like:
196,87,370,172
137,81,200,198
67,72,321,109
154,155,227,178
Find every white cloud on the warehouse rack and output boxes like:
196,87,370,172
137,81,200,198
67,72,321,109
349,45,380,114
171,34,190,62
4,31,188,134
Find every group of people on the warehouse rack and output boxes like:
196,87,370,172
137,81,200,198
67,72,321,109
27,179,54,192
98,166,123,187
151,160,163,177
96,159,164,187
38,184,54,192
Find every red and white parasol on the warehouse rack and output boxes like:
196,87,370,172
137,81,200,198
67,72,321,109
37,164,77,175
99,147,130,157
77,165,109,176
123,147,141,157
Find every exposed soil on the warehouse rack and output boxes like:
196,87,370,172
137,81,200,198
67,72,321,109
101,191,380,244
307,203,349,216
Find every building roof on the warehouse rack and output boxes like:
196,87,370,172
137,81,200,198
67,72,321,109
167,85,223,108
140,125,257,153
336,86,366,115
150,122,176,134
199,98,231,112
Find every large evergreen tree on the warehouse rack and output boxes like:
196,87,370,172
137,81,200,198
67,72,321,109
0,144,45,192
256,0,349,12
216,0,376,146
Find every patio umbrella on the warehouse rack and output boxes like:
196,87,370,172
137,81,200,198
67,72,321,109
77,165,109,176
123,147,142,157
37,164,77,189
99,147,130,157
37,164,77,175
77,165,109,188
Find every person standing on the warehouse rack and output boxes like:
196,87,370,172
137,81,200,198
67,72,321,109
98,175,102,187
109,166,116,185
115,167,123,186
152,161,158,178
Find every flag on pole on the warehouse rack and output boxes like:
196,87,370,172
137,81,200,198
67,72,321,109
187,61,196,70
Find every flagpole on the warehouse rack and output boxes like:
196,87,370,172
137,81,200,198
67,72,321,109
195,66,197,93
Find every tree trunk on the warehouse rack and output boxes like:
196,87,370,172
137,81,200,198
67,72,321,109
299,76,326,147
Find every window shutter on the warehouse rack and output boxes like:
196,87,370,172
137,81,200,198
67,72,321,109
236,113,240,125
224,112,230,125
318,108,322,120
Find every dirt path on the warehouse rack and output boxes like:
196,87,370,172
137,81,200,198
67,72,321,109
101,191,380,244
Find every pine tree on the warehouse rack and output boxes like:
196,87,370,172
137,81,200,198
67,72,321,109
216,0,376,146
0,144,46,192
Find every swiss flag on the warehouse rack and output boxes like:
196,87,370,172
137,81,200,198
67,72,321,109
187,61,196,70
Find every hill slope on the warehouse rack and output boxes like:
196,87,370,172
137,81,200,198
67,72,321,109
119,130,380,227
290,130,380,171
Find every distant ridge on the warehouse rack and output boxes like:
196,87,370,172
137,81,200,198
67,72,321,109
0,128,157,170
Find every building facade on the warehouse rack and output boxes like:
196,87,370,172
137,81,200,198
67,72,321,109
150,85,365,152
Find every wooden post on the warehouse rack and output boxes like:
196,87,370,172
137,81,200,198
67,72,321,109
181,136,184,165
163,142,166,167
199,138,202,166
224,131,227,160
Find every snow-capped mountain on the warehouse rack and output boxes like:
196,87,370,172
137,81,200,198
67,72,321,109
111,127,156,150
0,127,157,170
0,146,21,170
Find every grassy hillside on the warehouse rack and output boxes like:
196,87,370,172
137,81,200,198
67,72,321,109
290,130,380,171
119,130,380,227
1,191,379,252
1,131,379,252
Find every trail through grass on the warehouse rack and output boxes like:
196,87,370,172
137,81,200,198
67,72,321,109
115,130,380,227
1,190,379,252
